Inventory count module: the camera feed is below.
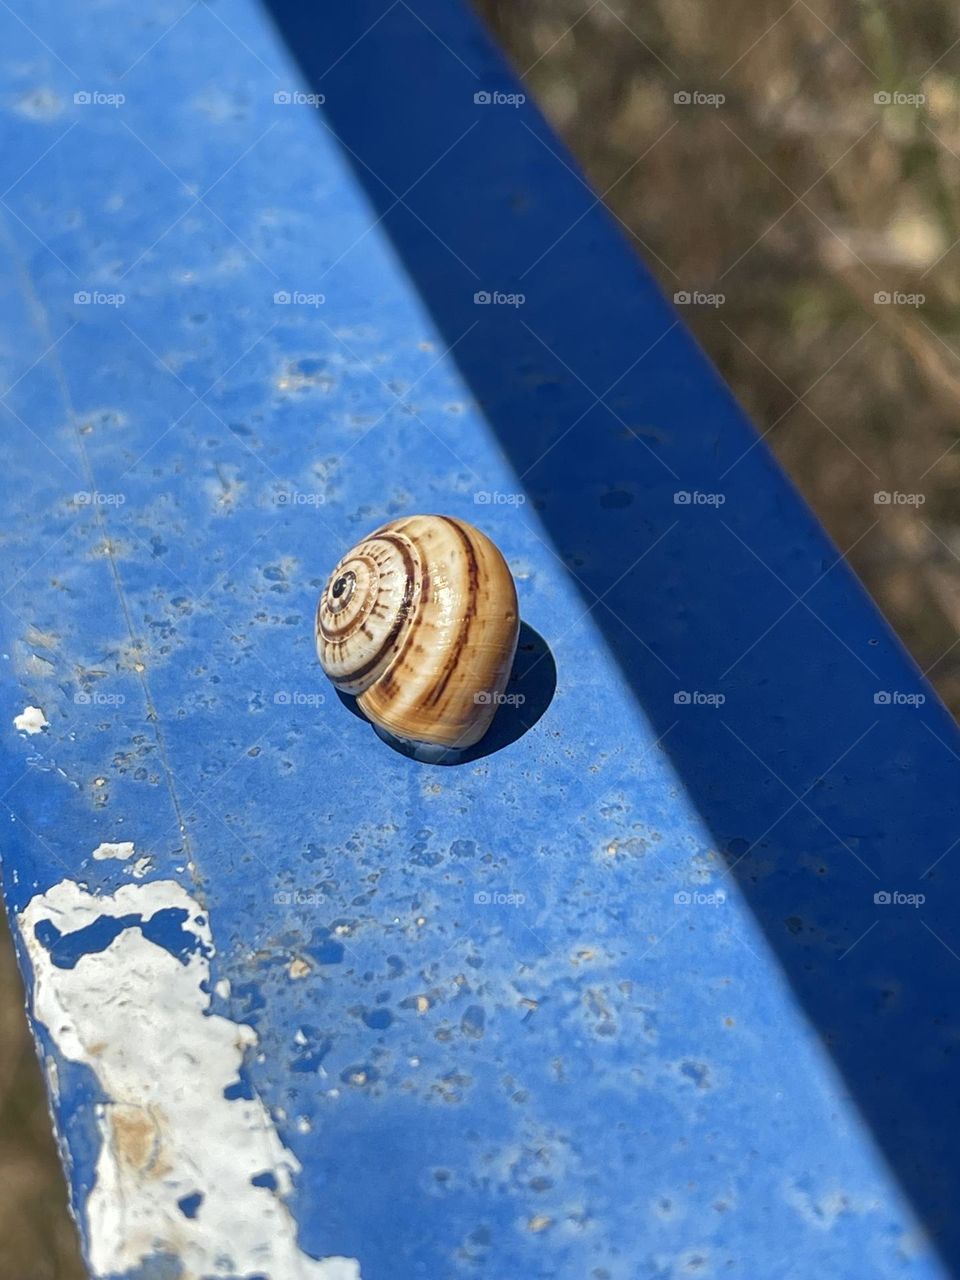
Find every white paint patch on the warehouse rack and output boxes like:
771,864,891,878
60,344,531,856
91,841,135,862
130,855,153,879
18,878,360,1280
14,705,48,734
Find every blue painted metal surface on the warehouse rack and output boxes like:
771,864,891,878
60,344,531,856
1,1,960,1278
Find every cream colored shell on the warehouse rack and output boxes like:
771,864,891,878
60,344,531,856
316,515,519,750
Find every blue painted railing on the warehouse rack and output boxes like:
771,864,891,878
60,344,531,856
1,1,959,1278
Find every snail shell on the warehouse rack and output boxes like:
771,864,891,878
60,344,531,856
316,515,519,755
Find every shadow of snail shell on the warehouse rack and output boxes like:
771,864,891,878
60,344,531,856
316,515,519,761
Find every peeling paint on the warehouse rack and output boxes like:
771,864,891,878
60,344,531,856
18,878,361,1280
14,704,48,733
92,841,136,862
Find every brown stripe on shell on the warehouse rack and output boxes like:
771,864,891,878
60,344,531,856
423,516,479,708
358,525,441,707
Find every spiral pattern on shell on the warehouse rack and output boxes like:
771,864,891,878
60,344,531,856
316,515,519,751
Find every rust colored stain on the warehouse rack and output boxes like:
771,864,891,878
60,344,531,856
110,1105,169,1178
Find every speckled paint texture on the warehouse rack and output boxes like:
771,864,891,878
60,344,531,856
1,1,959,1278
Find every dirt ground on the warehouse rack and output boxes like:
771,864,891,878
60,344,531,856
4,1,958,1272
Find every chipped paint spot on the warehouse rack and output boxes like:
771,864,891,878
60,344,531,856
18,878,360,1280
92,841,136,862
22,650,55,677
24,626,58,650
205,463,246,513
45,1054,60,1102
16,87,64,120
14,704,48,733
288,957,311,980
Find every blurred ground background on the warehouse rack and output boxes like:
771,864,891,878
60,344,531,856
0,911,85,1277
4,0,960,1273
